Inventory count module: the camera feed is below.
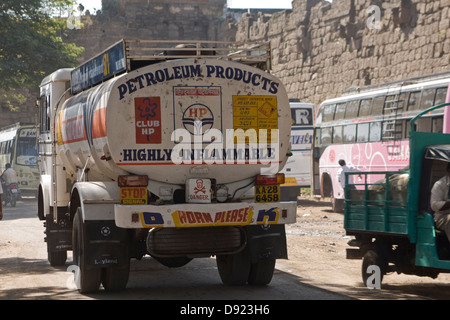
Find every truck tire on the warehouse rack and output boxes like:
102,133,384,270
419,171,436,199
248,259,276,285
216,248,251,286
102,265,130,292
48,251,67,267
72,208,102,293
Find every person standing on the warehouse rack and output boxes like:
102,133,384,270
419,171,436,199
337,159,361,190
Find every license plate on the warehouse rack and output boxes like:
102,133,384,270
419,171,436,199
120,187,147,205
254,185,280,203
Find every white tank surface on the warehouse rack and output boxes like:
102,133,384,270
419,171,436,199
56,58,292,186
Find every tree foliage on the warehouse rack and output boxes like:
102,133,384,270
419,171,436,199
0,0,84,110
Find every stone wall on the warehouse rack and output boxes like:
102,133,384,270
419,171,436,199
235,0,450,107
67,0,230,61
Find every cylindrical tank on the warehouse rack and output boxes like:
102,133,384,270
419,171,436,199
56,58,291,185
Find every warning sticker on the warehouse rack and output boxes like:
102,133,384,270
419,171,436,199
233,96,278,142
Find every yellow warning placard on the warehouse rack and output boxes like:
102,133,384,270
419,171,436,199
233,96,278,142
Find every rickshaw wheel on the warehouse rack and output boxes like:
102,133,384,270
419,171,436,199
362,249,386,287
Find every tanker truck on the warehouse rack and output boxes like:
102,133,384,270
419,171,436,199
37,40,297,293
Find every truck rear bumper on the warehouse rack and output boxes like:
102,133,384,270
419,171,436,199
114,201,297,228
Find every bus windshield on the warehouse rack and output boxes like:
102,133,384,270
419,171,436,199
16,128,37,166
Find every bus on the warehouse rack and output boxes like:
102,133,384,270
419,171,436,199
0,123,39,196
280,102,314,200
312,72,450,212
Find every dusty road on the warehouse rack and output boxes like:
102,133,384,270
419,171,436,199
1,197,450,301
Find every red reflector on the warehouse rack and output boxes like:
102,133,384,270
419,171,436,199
118,175,149,187
255,174,285,185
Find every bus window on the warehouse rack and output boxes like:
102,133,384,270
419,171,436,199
371,96,385,115
320,127,332,145
407,91,421,111
343,124,356,143
420,88,436,110
369,122,382,142
435,87,447,105
358,98,372,117
333,126,343,144
357,123,369,142
432,116,443,133
323,104,336,122
345,100,359,119
430,87,448,115
334,102,346,121
397,93,408,112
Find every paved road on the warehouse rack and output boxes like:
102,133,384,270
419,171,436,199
0,198,351,303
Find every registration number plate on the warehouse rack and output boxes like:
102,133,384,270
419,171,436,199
120,187,147,205
254,185,280,203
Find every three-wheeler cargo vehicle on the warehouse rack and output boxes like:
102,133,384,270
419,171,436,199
344,103,450,286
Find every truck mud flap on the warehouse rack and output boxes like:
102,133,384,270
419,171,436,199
45,214,72,252
84,220,129,268
246,225,288,263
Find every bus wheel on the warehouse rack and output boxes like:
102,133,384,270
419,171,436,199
102,264,130,292
248,259,276,285
72,208,102,293
331,196,344,213
362,250,386,288
217,249,251,286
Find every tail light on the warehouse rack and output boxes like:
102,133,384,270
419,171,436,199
118,175,149,187
255,173,285,185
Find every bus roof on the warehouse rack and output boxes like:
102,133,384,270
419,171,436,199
321,76,450,107
343,70,450,95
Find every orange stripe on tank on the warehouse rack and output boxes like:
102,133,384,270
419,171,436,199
92,107,107,139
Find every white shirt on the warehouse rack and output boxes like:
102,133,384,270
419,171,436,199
337,164,360,189
2,168,18,185
430,175,450,214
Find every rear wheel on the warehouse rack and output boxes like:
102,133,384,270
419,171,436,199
48,251,67,267
217,248,251,286
72,208,102,293
10,193,16,207
102,264,130,292
248,259,276,285
362,249,386,288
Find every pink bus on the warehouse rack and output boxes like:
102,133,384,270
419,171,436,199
312,72,450,212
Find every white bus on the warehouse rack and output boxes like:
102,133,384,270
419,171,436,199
0,123,39,196
280,102,314,200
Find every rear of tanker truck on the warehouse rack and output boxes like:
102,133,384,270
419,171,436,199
38,40,297,292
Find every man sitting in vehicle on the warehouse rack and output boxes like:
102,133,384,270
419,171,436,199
430,162,450,242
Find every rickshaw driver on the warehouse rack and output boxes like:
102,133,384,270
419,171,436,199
430,162,450,242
